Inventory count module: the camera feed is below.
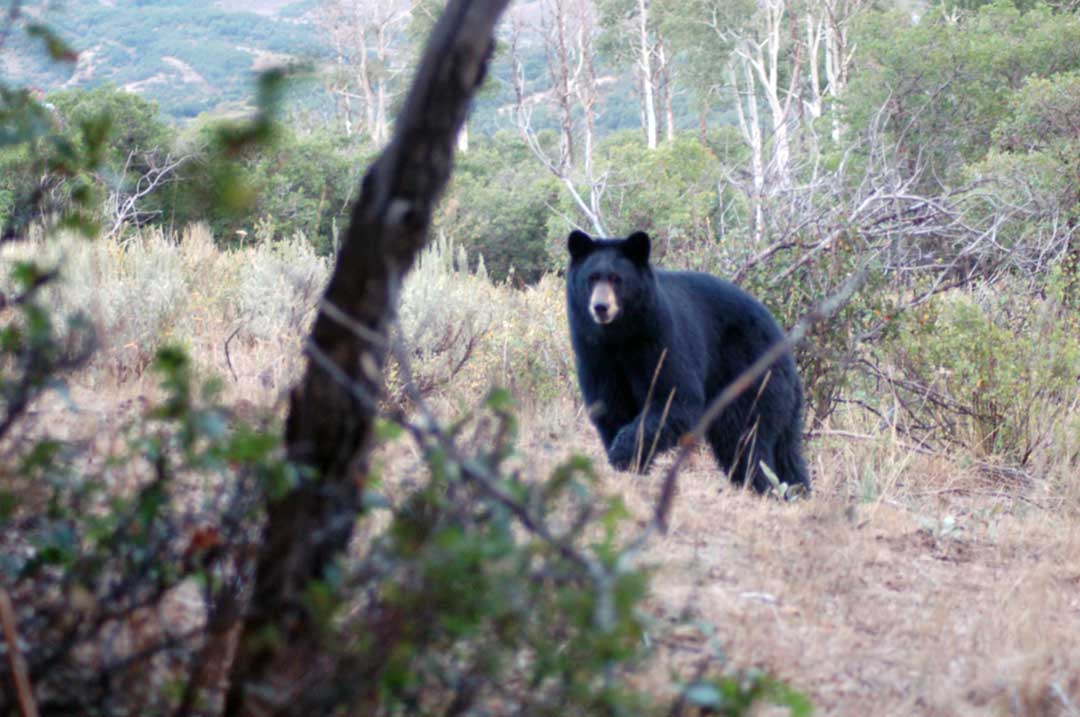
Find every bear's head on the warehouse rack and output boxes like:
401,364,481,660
566,229,653,328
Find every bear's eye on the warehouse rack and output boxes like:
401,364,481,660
608,274,621,284
588,272,602,283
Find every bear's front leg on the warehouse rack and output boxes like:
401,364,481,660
607,407,696,473
608,420,645,472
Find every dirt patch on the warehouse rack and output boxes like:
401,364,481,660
162,56,214,91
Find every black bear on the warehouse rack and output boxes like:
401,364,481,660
566,229,810,493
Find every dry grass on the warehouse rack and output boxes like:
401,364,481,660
7,226,1080,715
2,224,325,401
510,400,1080,716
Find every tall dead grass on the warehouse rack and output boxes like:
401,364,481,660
1,224,326,397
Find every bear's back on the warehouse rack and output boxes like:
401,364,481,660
655,270,784,340
653,269,790,390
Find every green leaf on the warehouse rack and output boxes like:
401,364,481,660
79,115,113,168
375,418,405,442
26,23,78,63
485,387,515,413
0,491,17,522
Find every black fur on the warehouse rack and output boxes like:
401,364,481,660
565,229,810,493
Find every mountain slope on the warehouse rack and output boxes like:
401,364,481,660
6,0,320,118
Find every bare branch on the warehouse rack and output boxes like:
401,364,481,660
0,589,39,717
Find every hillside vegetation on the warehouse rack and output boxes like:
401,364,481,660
2,0,1080,713
6,0,323,117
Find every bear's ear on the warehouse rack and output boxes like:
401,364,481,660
624,231,651,265
567,229,594,261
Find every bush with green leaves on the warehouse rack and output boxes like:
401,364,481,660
435,131,561,284
237,127,370,253
886,276,1080,465
0,85,111,239
584,131,725,255
328,389,811,716
740,242,898,428
845,0,1080,190
0,84,179,238
1,343,278,714
965,70,1080,282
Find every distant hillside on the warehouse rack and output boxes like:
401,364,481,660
3,0,686,136
4,0,322,118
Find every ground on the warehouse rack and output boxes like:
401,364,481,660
507,396,1080,716
33,373,1080,716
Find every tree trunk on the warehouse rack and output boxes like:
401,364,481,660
543,0,576,169
731,56,765,245
576,0,598,176
637,0,657,149
579,26,597,175
223,2,510,714
374,21,392,145
658,40,675,142
457,121,470,152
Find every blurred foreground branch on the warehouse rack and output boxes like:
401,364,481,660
224,2,511,714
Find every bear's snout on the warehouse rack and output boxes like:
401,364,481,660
589,282,619,324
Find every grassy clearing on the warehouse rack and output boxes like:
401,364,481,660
7,226,1080,715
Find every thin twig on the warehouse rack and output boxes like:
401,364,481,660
224,325,242,384
634,348,668,472
0,589,39,717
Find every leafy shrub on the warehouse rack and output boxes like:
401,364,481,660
887,278,1080,464
436,132,561,284
590,131,724,251
770,255,896,428
846,0,1080,188
965,71,1080,283
241,128,370,253
0,346,283,714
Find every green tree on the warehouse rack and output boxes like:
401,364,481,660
47,84,180,235
971,71,1080,300
581,131,725,255
846,0,1080,189
245,127,370,251
437,131,560,283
